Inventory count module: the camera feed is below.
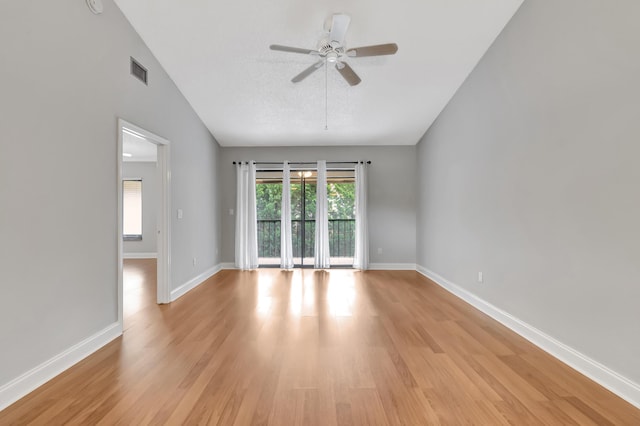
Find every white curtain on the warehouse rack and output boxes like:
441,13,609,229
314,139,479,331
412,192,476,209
280,161,294,269
314,160,331,268
235,161,258,270
353,162,369,270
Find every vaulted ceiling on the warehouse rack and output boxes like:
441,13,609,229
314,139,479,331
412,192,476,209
114,0,523,147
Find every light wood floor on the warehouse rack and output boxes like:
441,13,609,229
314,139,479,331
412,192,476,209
2,261,639,425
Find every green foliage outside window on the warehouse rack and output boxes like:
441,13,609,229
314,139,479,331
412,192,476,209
256,184,282,220
328,183,355,219
256,180,356,261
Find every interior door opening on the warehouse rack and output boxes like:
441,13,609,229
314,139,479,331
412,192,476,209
117,119,171,332
121,136,158,326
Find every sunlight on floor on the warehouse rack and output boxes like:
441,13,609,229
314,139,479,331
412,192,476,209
256,273,273,316
123,259,156,319
288,275,303,316
254,269,358,318
327,270,356,317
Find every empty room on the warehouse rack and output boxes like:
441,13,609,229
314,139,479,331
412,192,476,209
1,0,639,424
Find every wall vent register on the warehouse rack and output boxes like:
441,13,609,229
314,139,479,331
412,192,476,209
130,57,148,85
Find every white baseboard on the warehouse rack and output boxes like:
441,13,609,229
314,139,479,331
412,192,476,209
416,265,640,410
0,322,121,411
368,263,417,270
123,252,157,259
170,264,222,302
220,263,416,271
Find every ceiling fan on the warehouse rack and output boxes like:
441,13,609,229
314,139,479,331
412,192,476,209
270,14,398,86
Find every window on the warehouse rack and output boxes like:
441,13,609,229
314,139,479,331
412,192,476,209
123,179,142,240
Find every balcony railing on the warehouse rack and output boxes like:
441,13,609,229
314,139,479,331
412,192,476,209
257,219,355,261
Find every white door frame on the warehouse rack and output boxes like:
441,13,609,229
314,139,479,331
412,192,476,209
117,119,172,329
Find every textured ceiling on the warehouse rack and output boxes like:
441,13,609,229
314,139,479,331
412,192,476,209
114,0,523,147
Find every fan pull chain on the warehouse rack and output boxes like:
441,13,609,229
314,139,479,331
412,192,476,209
325,60,328,130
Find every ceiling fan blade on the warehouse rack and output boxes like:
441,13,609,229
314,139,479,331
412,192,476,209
329,14,351,45
346,43,398,57
335,62,361,86
270,44,316,55
292,60,325,83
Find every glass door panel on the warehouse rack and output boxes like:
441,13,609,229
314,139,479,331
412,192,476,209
256,171,283,266
327,171,355,266
291,171,316,267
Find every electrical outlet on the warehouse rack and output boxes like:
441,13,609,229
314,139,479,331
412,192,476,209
377,248,383,255
478,272,483,283
193,257,197,266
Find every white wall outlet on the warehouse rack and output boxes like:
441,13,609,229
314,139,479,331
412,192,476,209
177,209,183,219
229,209,234,215
377,248,383,254
478,272,483,283
193,257,197,266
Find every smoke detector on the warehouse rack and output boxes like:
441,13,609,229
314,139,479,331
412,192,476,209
86,0,103,15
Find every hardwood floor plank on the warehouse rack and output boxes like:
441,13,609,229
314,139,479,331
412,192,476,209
1,264,639,424
349,389,390,426
499,354,572,399
242,349,284,426
562,396,617,426
335,402,354,426
267,389,305,426
455,319,516,356
473,354,549,402
550,399,602,426
522,352,640,424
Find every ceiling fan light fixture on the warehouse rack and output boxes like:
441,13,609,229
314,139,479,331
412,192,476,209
270,14,397,87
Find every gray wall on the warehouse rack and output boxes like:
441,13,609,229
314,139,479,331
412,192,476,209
0,0,221,387
416,0,640,384
123,162,158,255
220,146,417,266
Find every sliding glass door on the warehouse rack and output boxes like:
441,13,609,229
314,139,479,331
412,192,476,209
256,168,355,267
291,171,316,266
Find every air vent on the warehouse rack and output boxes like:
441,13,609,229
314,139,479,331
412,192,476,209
130,57,148,85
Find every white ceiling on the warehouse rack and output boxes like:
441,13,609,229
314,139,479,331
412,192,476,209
123,131,157,162
114,0,523,147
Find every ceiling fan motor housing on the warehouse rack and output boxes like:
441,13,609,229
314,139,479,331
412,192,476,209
318,40,344,63
319,41,332,52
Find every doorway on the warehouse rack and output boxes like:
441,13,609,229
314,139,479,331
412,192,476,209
117,119,171,330
255,168,355,268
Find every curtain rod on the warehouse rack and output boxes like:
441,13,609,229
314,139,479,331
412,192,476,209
232,161,371,165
